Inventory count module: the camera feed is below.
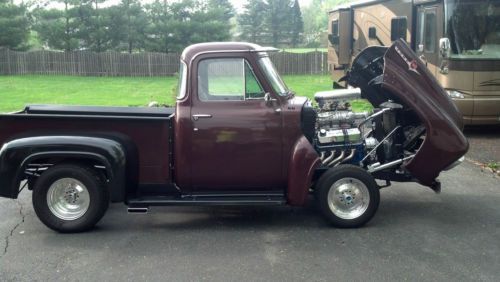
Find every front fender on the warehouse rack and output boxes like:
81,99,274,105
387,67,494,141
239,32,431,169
0,136,127,202
287,136,321,206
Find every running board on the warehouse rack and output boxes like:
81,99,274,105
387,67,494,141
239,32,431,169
127,194,286,208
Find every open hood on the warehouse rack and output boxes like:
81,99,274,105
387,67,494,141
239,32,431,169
344,40,469,186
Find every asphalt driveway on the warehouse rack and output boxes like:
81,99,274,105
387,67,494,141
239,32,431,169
0,160,499,281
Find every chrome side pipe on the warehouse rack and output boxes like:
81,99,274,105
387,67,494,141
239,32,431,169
328,150,345,167
323,150,336,164
339,149,356,165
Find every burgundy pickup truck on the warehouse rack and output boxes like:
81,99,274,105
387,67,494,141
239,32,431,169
0,40,468,232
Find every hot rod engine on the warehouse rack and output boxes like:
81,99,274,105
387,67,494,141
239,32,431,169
309,88,371,167
306,86,426,182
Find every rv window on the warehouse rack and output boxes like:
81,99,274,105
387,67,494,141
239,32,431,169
424,12,436,52
391,17,407,41
369,27,377,39
417,9,437,53
445,0,500,59
329,20,340,45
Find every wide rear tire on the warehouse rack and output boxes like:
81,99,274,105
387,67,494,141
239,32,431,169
32,164,109,233
316,165,380,228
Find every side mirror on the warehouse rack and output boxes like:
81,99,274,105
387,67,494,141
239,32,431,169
264,93,277,105
439,38,451,59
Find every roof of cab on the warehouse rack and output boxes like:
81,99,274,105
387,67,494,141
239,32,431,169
181,42,277,62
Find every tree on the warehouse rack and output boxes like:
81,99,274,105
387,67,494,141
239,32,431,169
34,0,80,51
109,0,148,53
238,0,266,43
144,0,175,53
208,0,234,23
302,0,351,47
264,0,291,47
238,0,304,47
0,0,30,50
145,0,234,53
289,0,303,47
76,0,114,52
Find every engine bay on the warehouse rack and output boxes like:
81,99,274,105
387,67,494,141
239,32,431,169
306,87,426,183
303,46,428,184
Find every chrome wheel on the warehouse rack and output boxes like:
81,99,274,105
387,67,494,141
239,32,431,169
46,178,90,221
327,177,370,220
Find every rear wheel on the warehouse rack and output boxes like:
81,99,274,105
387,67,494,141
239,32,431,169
316,165,380,228
32,164,109,233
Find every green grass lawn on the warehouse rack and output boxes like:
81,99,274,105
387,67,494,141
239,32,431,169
0,74,371,113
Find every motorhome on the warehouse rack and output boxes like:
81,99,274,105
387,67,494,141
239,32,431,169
328,0,500,124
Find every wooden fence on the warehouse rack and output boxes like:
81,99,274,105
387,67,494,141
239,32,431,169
0,48,329,76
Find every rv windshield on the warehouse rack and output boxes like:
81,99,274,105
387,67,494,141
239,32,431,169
445,0,500,59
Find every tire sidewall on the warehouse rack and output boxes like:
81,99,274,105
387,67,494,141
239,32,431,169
316,165,380,228
32,164,108,233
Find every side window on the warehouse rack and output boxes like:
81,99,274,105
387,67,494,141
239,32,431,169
176,61,188,99
198,58,244,101
245,62,265,99
198,58,264,101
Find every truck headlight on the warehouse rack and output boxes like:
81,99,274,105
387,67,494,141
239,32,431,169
446,90,465,99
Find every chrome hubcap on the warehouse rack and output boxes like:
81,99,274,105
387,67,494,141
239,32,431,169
47,178,90,220
327,177,370,220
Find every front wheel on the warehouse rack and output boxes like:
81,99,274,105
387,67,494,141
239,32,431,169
32,164,109,233
315,165,380,228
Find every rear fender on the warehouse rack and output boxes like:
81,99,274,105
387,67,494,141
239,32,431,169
0,136,128,202
287,136,321,206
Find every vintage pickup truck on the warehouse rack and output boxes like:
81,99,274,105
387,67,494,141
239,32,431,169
0,40,468,232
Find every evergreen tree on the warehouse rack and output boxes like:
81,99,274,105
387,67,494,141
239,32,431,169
289,0,303,47
77,0,114,52
265,0,291,47
145,0,233,53
109,0,148,53
238,0,266,43
144,0,175,53
0,0,30,50
34,0,80,51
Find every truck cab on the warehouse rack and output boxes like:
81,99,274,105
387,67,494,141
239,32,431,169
173,43,309,194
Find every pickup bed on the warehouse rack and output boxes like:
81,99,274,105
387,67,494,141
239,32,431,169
0,41,468,232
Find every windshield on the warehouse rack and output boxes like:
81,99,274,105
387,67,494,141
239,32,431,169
176,61,187,99
445,0,500,59
258,57,289,95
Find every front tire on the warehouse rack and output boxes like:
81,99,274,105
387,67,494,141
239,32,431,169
316,165,380,228
32,164,109,233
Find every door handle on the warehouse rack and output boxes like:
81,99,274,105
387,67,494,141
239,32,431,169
192,114,212,121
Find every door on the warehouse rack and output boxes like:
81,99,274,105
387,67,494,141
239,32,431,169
415,4,443,76
190,56,283,192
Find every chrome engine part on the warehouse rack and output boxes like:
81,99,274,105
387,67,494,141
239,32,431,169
317,128,362,144
312,88,423,176
314,88,362,111
317,111,370,128
314,88,371,146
